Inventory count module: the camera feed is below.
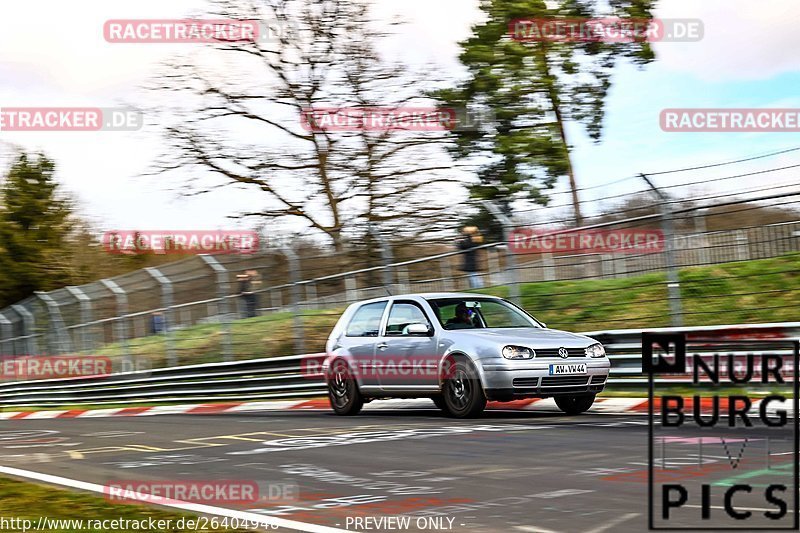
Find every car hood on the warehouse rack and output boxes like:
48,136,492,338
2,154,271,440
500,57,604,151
450,327,596,348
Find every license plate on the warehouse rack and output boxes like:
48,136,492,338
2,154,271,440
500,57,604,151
549,363,587,375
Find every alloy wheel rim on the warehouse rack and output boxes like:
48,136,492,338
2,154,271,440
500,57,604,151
448,369,471,410
330,368,350,406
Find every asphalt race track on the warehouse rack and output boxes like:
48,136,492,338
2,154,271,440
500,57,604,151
0,405,795,532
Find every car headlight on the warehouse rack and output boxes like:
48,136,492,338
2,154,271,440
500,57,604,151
585,343,606,358
502,345,534,360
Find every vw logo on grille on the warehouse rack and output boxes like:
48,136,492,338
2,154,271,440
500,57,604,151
558,347,569,359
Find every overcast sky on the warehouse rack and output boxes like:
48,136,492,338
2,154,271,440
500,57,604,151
1,0,799,234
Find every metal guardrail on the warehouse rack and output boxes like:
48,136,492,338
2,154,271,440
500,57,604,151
0,322,797,408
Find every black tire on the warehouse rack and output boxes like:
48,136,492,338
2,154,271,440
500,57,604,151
431,395,447,411
441,359,487,418
555,393,596,415
327,359,364,415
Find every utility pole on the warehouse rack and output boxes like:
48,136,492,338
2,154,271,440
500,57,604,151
640,173,683,327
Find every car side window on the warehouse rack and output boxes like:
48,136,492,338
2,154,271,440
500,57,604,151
345,302,387,337
385,302,431,336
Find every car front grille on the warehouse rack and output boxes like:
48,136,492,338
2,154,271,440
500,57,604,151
512,377,539,387
590,375,606,384
541,376,589,387
535,348,586,358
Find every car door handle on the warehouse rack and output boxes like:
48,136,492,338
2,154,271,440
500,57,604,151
376,343,388,350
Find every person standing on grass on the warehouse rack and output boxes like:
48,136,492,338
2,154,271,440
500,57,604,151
458,226,484,289
238,270,261,318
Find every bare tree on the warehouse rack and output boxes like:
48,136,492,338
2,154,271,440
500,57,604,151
148,0,468,253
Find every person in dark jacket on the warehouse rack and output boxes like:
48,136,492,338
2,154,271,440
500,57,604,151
237,270,261,318
458,226,484,289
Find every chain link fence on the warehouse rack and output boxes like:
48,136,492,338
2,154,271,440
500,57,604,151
1,207,799,369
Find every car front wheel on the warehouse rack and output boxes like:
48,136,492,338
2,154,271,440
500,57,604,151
327,360,364,415
555,393,596,415
442,360,486,418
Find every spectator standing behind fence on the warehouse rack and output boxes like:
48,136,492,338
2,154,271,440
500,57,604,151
458,226,484,289
237,270,261,318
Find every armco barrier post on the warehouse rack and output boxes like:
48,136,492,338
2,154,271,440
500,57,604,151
66,286,94,352
100,279,132,366
200,255,233,362
11,304,36,356
35,292,72,355
641,173,683,327
145,267,177,367
281,246,305,355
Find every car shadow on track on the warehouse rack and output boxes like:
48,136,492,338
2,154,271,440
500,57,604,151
241,408,574,420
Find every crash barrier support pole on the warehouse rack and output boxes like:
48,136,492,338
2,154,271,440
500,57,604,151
0,313,12,356
11,304,36,356
369,226,394,293
481,200,520,303
100,279,132,367
345,275,357,303
305,281,317,310
281,246,305,355
440,259,454,291
35,292,72,355
145,267,177,367
641,173,684,327
66,286,94,352
200,255,234,362
542,253,555,281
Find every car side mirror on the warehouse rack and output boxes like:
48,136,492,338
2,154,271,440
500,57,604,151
406,323,432,335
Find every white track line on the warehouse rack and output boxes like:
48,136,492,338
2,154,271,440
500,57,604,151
584,512,640,533
514,526,562,533
0,466,348,533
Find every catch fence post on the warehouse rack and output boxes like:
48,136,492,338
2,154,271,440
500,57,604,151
200,255,234,362
641,173,684,327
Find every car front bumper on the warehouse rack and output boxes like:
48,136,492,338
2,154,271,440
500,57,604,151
479,357,612,401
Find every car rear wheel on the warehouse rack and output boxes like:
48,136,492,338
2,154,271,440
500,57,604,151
442,360,486,418
555,393,596,415
327,360,363,415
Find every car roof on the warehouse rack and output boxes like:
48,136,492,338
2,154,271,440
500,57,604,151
350,292,503,305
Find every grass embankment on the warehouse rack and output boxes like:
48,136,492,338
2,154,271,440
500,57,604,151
0,476,254,532
90,253,799,367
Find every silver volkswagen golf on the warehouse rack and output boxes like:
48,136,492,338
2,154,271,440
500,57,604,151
323,292,610,418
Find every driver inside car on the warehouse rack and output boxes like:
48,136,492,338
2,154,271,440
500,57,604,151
446,302,477,329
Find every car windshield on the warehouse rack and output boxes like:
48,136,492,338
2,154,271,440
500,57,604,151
427,297,541,330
